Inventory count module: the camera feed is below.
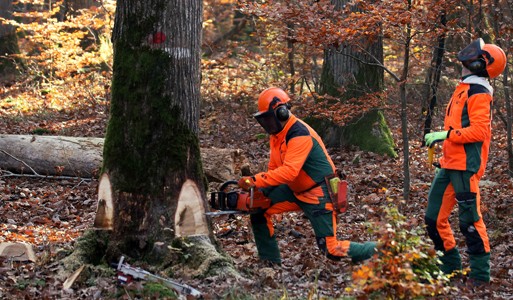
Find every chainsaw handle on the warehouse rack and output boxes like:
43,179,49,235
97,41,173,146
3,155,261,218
219,180,239,192
249,187,254,209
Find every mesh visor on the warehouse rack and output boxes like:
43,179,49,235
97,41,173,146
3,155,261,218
458,38,484,62
254,109,283,134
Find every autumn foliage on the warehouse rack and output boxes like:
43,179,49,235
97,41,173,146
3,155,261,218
1,0,513,299
350,202,452,298
1,1,113,115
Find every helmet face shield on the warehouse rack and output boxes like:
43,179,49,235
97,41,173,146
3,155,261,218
458,38,485,62
254,109,283,135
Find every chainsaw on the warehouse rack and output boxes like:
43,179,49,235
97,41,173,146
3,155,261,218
205,180,271,216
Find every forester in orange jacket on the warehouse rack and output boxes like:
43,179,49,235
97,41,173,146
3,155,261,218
424,38,506,285
238,87,376,265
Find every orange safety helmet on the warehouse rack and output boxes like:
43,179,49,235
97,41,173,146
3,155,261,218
482,44,507,78
458,38,507,79
254,87,291,134
256,87,291,113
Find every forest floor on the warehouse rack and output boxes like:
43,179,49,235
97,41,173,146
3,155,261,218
0,94,512,299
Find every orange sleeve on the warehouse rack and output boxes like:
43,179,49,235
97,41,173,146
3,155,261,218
254,136,312,188
447,93,492,144
267,151,278,171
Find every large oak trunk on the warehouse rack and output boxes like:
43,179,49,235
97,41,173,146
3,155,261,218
104,0,207,263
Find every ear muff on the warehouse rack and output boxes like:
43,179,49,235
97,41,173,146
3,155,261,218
465,57,486,72
275,105,289,121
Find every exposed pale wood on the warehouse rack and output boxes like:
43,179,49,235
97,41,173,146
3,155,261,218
62,265,85,290
93,173,114,230
174,179,209,237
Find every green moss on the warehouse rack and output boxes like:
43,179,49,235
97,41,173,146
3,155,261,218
30,128,52,135
142,282,178,299
103,42,200,193
306,109,397,158
114,282,178,299
343,109,397,158
72,230,110,265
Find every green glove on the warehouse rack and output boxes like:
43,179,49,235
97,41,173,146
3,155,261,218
434,166,441,176
424,131,448,147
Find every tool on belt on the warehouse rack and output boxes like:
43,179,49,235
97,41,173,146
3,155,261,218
205,180,271,216
113,256,201,298
325,173,349,214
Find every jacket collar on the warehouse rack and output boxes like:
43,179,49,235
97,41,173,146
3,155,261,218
462,75,493,95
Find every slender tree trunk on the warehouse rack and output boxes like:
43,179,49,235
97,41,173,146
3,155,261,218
103,0,207,263
492,0,513,177
400,1,412,201
287,22,295,95
502,58,513,177
422,13,447,140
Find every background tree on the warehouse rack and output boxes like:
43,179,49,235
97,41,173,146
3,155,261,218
422,13,447,139
0,0,22,82
53,0,100,21
315,0,395,158
490,0,513,177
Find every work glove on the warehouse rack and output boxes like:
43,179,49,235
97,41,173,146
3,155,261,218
434,166,441,176
238,176,256,191
424,131,448,148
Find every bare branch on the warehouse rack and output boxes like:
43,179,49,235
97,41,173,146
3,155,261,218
333,45,401,82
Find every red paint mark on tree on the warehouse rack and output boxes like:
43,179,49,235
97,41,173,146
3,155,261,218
150,32,166,44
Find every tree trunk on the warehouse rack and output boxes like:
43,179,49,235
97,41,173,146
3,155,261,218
100,0,220,271
54,0,101,21
398,0,413,201
422,14,447,140
314,0,395,157
0,0,21,81
493,0,513,177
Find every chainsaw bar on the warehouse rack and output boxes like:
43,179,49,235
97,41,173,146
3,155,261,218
205,210,248,216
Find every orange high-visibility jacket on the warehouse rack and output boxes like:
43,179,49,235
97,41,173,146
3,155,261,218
253,114,336,204
440,76,493,178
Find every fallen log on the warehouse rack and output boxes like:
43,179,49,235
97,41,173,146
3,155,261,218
0,134,248,181
0,134,103,178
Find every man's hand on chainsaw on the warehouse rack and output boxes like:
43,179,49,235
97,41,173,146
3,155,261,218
238,176,256,191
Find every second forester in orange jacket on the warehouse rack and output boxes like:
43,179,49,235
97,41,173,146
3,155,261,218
424,38,506,286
